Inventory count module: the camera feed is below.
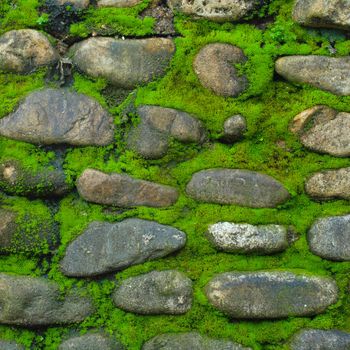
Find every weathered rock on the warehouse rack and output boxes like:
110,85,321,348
59,333,124,350
113,270,192,315
221,115,247,143
308,214,350,261
61,219,186,277
70,37,175,88
128,105,206,159
54,0,90,8
293,0,350,31
0,89,114,146
0,341,24,350
205,271,338,319
194,44,248,97
77,168,179,207
290,329,350,350
275,56,350,96
142,332,251,350
0,29,58,73
0,273,93,326
186,169,290,208
290,106,350,157
305,167,350,200
0,209,17,251
97,0,142,7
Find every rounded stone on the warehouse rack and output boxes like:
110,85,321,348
0,341,25,350
221,115,247,143
97,0,142,7
54,0,90,8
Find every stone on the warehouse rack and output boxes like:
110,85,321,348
207,222,295,254
275,56,350,96
60,218,186,277
0,89,114,146
0,341,24,350
0,209,17,251
0,29,58,73
290,105,350,157
293,0,350,31
97,0,142,7
308,214,350,261
77,168,179,207
193,43,248,97
186,169,290,208
69,37,175,88
54,0,90,8
142,332,251,350
221,115,247,143
113,270,192,315
128,105,206,159
205,271,338,319
59,333,124,350
305,167,350,200
0,273,93,326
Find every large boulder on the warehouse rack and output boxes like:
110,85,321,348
0,341,24,350
97,0,142,7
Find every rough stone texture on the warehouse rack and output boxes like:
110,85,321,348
54,0,90,8
293,0,350,31
205,271,338,319
128,105,206,159
186,169,290,208
0,89,114,146
59,333,124,350
142,332,251,350
0,341,24,350
221,115,247,143
113,270,192,315
305,167,350,200
275,56,350,96
308,214,350,261
0,209,17,251
97,0,142,7
61,219,186,277
0,29,58,73
193,43,248,97
0,273,93,326
69,37,175,88
290,105,350,157
77,168,179,207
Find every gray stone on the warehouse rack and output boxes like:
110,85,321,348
221,115,247,143
305,167,350,200
193,43,248,97
0,89,114,146
128,105,206,159
59,333,124,350
0,273,93,326
0,341,25,350
0,29,58,73
142,332,251,350
77,168,179,207
69,37,175,88
186,169,290,208
113,270,192,315
290,329,350,350
54,0,90,8
61,219,186,277
308,214,350,261
205,271,338,319
0,209,17,251
97,0,142,7
275,56,350,96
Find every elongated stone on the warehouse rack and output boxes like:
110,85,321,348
59,333,124,350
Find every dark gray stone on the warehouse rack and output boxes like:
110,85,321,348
0,340,25,350
221,115,247,143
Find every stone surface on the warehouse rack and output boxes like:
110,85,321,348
97,0,142,7
293,0,350,31
77,168,179,207
0,341,24,350
275,56,350,96
0,29,58,73
0,209,17,251
194,43,248,97
0,89,114,146
221,115,247,143
308,214,350,261
54,0,90,8
70,37,175,88
305,167,350,200
61,219,186,277
142,332,251,350
290,105,350,157
205,271,338,319
0,273,93,326
186,169,290,208
128,105,206,159
113,270,192,315
59,333,124,350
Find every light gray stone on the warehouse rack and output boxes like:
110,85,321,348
0,340,25,350
54,0,90,8
221,115,247,143
97,0,142,7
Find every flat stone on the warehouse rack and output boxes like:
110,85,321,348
0,273,93,326
59,333,124,350
205,271,338,319
70,37,175,88
0,89,114,146
305,167,350,200
77,168,179,207
54,0,90,8
290,106,350,157
193,43,248,97
0,341,24,350
221,115,247,143
61,219,186,277
113,270,192,315
308,214,350,261
275,56,350,96
0,29,58,73
97,0,142,7
186,169,290,208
